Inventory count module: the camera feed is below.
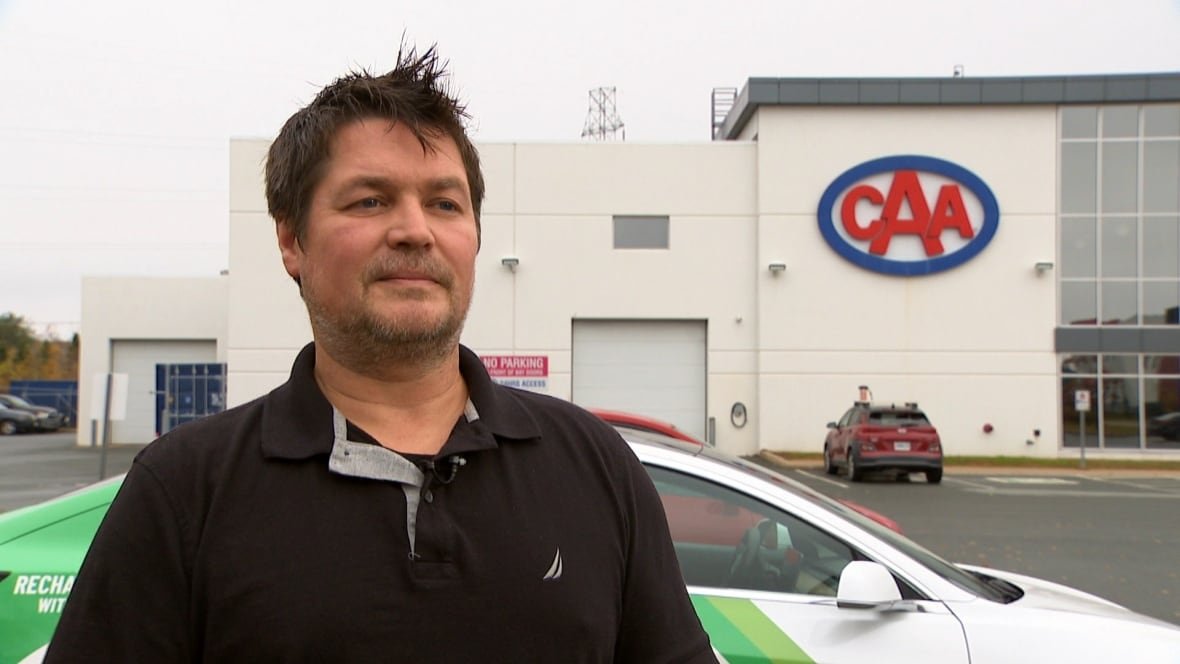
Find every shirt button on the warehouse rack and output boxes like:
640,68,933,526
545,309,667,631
423,489,434,503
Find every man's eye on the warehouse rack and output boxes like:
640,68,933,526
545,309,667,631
435,200,459,212
346,197,384,211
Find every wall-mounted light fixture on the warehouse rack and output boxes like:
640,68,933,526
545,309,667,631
501,256,520,271
767,261,786,275
1034,261,1054,275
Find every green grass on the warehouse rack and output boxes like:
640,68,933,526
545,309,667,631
769,451,1180,471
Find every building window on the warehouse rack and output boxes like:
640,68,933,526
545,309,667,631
1059,103,1180,326
1060,353,1180,451
613,215,670,249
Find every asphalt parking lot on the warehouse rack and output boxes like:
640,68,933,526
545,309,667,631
761,455,1180,626
0,431,142,513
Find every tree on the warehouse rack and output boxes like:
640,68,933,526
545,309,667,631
0,312,35,363
0,312,77,387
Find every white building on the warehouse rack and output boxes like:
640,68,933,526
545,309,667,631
80,71,1180,460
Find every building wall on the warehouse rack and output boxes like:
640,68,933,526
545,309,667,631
225,139,764,452
137,102,1168,460
78,77,1179,460
226,139,308,405
751,105,1060,457
221,114,1066,458
77,276,227,447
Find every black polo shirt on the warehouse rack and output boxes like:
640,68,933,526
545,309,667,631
47,343,714,663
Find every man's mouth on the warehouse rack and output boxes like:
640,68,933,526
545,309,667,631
378,272,436,283
364,255,452,289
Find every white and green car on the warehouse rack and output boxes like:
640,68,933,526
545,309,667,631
3,433,1180,663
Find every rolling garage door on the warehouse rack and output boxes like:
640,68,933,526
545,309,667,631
110,339,216,444
572,320,706,440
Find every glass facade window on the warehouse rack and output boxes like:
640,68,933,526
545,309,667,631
1144,105,1180,137
1101,142,1138,213
1060,103,1180,327
1059,106,1180,450
1144,141,1180,213
1142,217,1179,277
1062,106,1098,139
1061,217,1097,278
1061,281,1097,325
1102,106,1139,138
1061,143,1097,214
1101,281,1137,325
1101,377,1141,448
1102,355,1137,373
1100,217,1137,277
1060,353,1180,450
1143,282,1180,325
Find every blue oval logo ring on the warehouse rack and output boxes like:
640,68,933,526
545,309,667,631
817,155,1000,276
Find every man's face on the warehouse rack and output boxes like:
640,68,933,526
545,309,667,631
277,118,479,366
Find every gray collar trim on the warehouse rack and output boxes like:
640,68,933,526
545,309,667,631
328,409,425,485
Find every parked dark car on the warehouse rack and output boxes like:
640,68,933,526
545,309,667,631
0,403,36,435
0,394,65,432
823,400,943,483
1147,411,1180,441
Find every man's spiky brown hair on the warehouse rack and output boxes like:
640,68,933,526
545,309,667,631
265,45,484,244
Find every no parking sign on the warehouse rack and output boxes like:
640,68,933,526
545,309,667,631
1075,390,1091,412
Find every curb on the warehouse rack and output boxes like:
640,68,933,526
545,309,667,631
756,450,1180,478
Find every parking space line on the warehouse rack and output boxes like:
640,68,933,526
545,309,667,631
1087,476,1180,495
1087,476,1159,491
794,469,848,489
942,476,996,492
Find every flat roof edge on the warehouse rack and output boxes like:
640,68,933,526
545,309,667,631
719,72,1180,140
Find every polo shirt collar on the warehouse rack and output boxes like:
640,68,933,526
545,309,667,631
261,342,542,460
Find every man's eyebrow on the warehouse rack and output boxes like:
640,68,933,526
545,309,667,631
425,176,468,193
335,176,467,195
335,176,392,194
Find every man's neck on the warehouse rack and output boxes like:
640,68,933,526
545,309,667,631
312,343,469,456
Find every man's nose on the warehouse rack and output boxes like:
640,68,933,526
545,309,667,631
385,200,434,248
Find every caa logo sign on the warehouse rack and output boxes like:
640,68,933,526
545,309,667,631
817,155,999,276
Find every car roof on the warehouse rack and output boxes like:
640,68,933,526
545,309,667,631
589,408,705,445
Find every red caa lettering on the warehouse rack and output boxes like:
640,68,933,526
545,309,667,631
841,185,884,240
925,184,974,253
841,170,975,256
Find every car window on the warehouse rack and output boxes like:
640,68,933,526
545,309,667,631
646,465,860,597
3,395,32,408
838,409,856,427
869,410,931,426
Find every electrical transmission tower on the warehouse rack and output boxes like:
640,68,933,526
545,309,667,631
581,87,625,141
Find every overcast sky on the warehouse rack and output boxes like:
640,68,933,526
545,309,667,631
2,0,1179,339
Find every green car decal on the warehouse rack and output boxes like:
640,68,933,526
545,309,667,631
691,595,816,664
0,478,122,664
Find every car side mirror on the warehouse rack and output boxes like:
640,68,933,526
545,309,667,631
826,421,837,429
836,561,902,609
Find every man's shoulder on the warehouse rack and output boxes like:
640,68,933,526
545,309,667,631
500,386,610,431
492,385,632,460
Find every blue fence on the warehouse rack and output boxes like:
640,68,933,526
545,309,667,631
9,380,78,427
155,363,227,436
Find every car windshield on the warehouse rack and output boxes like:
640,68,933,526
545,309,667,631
869,410,930,426
728,456,1012,603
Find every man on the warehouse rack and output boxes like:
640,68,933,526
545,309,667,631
47,47,714,662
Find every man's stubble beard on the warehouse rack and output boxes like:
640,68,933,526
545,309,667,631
302,256,473,378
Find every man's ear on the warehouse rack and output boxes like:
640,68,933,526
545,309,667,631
276,221,302,281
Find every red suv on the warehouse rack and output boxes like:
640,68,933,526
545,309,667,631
823,402,943,483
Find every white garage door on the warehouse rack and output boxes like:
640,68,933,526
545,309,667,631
110,339,216,444
572,320,707,440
